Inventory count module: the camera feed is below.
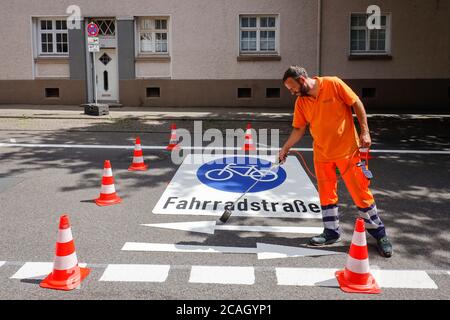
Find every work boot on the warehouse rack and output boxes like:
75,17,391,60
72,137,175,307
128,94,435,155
309,229,341,246
376,236,393,258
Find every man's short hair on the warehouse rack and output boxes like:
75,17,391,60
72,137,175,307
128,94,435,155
283,66,308,82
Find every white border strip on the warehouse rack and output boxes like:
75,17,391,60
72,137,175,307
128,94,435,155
10,262,88,280
276,267,438,289
99,264,170,282
121,242,257,254
1,143,449,154
189,266,255,285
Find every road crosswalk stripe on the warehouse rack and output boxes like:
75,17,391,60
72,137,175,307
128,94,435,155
99,264,170,283
10,262,53,280
4,261,446,289
275,268,438,289
189,266,255,285
10,262,88,280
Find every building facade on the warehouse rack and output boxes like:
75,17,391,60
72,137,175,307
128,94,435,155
0,0,448,109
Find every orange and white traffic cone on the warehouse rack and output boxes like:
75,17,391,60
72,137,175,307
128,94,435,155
166,123,179,151
128,136,148,171
335,217,381,294
95,160,122,206
242,123,256,151
40,215,90,291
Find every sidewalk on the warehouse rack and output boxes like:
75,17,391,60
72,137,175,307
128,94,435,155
0,105,293,122
1,104,448,122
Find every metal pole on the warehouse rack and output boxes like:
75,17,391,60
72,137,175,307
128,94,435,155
93,51,97,105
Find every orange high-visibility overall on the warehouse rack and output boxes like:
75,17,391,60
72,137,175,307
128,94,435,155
292,76,385,239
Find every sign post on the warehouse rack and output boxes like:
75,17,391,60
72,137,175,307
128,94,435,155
87,22,100,105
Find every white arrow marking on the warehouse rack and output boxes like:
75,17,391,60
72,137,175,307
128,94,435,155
121,242,342,260
256,243,342,260
142,221,217,234
141,221,323,235
122,242,258,254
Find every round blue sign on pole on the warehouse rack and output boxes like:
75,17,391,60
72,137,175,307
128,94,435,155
87,22,99,37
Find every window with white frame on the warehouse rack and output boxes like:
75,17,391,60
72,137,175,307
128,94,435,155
350,14,390,54
38,18,69,55
239,15,278,54
138,17,169,54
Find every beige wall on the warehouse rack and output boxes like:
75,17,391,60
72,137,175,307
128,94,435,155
35,61,70,78
0,0,317,80
136,61,171,79
321,0,450,79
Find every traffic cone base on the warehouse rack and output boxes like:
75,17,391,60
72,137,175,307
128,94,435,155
40,267,90,291
128,163,148,171
335,269,381,294
95,195,122,206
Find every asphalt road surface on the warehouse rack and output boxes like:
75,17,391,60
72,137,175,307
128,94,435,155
0,115,449,300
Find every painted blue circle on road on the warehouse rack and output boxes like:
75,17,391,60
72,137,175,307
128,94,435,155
196,156,286,193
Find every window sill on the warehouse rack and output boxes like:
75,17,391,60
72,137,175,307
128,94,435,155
35,56,69,63
135,55,171,62
237,55,281,62
348,54,392,60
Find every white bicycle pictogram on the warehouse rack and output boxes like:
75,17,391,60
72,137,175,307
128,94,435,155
205,163,278,182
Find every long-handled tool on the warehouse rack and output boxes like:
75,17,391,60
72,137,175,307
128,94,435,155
218,160,281,223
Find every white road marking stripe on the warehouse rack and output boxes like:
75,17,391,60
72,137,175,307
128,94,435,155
256,243,342,260
143,221,323,235
10,262,87,280
121,242,257,254
189,266,255,285
371,270,438,289
57,228,73,244
276,268,438,289
11,262,54,279
99,264,170,282
215,225,324,235
3,260,445,288
0,143,449,154
276,268,339,287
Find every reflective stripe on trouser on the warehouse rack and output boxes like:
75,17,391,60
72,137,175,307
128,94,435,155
358,203,386,240
314,153,386,239
321,204,340,237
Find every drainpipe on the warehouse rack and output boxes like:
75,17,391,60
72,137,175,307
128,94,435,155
317,0,322,76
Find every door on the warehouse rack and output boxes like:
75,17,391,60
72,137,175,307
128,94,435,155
94,48,118,102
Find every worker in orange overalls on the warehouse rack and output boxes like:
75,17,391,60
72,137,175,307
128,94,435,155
279,66,392,258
